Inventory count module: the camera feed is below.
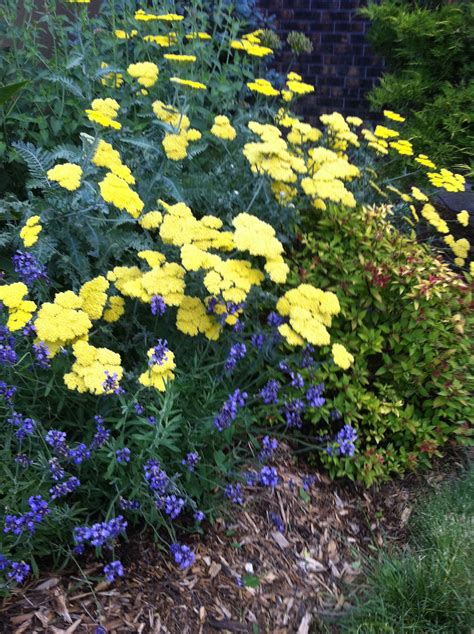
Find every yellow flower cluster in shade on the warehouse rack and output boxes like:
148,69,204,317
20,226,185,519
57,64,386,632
361,128,389,155
103,296,125,322
127,62,159,87
20,215,42,247
47,163,83,191
282,72,315,101
100,62,123,87
114,29,138,39
421,203,449,234
320,112,359,152
231,30,273,57
276,284,341,348
374,125,399,140
457,210,469,227
232,213,289,283
139,347,176,391
244,122,307,183
427,169,465,193
139,210,163,230
143,34,177,47
164,54,197,63
287,121,322,145
383,110,405,123
64,340,123,395
85,98,121,130
331,343,354,370
152,100,201,160
444,235,470,266
169,77,207,90
34,291,92,357
0,282,36,331
247,78,280,97
185,32,211,41
211,115,237,141
411,187,428,202
390,139,413,156
176,296,221,340
99,172,144,218
415,154,436,169
93,140,135,184
301,147,359,209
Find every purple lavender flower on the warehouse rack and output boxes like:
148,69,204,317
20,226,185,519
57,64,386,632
22,321,36,337
7,411,35,439
7,561,30,584
32,342,50,369
331,409,342,421
12,251,47,285
50,476,80,500
90,417,110,450
68,443,91,465
73,516,128,552
0,381,16,404
14,454,31,468
224,483,244,505
282,399,305,429
144,459,169,496
162,494,185,519
224,343,247,372
4,496,49,535
119,497,140,511
251,333,265,349
49,458,65,481
0,326,17,365
104,560,124,583
182,451,200,472
116,448,131,464
267,311,285,327
170,543,195,570
290,371,304,389
147,415,157,425
259,436,278,462
259,466,279,488
149,339,169,366
306,383,326,408
151,295,166,317
45,429,68,454
335,424,358,457
300,345,315,369
134,402,145,416
102,371,124,395
244,471,258,486
214,389,248,431
302,475,316,491
260,379,280,405
270,512,285,533
194,510,205,522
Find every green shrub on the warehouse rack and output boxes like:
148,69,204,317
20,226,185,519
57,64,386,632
281,203,473,485
361,0,474,171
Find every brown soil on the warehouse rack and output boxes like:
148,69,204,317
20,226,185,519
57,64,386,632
0,446,465,634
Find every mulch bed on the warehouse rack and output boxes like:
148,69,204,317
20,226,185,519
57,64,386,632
0,446,466,634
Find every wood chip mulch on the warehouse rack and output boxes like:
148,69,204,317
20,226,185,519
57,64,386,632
0,446,465,634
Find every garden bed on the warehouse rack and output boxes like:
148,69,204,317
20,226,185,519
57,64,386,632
0,447,466,633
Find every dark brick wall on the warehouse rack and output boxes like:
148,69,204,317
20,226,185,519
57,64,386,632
257,0,384,120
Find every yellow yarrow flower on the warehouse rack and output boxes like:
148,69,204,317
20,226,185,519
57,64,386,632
127,62,159,87
100,62,124,87
114,29,138,39
0,282,36,331
99,172,144,218
139,346,176,391
383,110,405,122
64,340,123,395
176,296,221,340
185,32,211,40
47,163,82,191
85,98,121,130
139,210,163,230
79,276,109,320
415,154,436,169
421,203,448,234
164,54,197,63
170,77,207,90
332,343,354,369
210,115,237,141
93,140,135,184
247,78,279,97
457,210,469,227
103,296,125,323
20,215,42,247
